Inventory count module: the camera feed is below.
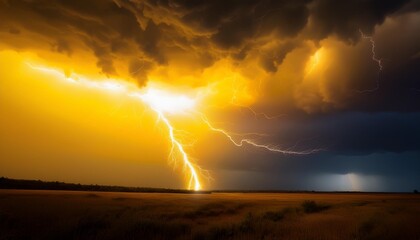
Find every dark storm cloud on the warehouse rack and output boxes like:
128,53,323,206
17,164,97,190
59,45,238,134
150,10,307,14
312,10,420,113
134,0,419,52
208,0,310,49
351,58,420,112
143,0,414,47
307,0,413,41
0,0,418,143
276,112,420,154
1,0,419,87
259,41,298,72
305,2,420,115
0,0,158,82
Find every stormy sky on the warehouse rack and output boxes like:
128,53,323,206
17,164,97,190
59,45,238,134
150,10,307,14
0,0,419,191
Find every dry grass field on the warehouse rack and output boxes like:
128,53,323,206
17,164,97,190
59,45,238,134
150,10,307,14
0,190,419,239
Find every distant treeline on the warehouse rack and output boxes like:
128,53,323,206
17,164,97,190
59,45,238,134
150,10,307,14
0,177,210,194
0,177,415,194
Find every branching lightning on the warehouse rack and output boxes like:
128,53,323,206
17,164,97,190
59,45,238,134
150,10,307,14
200,115,320,155
153,109,201,191
27,62,320,191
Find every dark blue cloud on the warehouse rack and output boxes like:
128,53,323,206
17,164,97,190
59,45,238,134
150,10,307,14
275,112,420,154
200,112,420,191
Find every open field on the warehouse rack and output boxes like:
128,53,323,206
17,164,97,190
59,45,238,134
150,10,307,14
0,190,419,239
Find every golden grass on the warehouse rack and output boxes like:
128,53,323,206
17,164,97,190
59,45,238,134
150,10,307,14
0,190,419,239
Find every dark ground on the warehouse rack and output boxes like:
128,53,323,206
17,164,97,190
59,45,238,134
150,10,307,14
1,189,419,239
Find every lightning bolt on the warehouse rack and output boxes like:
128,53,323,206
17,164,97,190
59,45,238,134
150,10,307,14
359,29,383,72
153,109,201,191
26,62,320,191
27,63,202,190
358,29,384,93
200,115,321,155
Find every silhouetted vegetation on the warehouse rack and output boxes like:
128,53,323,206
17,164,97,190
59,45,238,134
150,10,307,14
301,200,330,213
262,207,295,221
0,177,210,194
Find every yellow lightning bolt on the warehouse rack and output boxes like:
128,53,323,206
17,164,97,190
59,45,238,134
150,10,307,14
156,110,201,190
129,92,202,191
26,62,202,191
26,61,321,191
